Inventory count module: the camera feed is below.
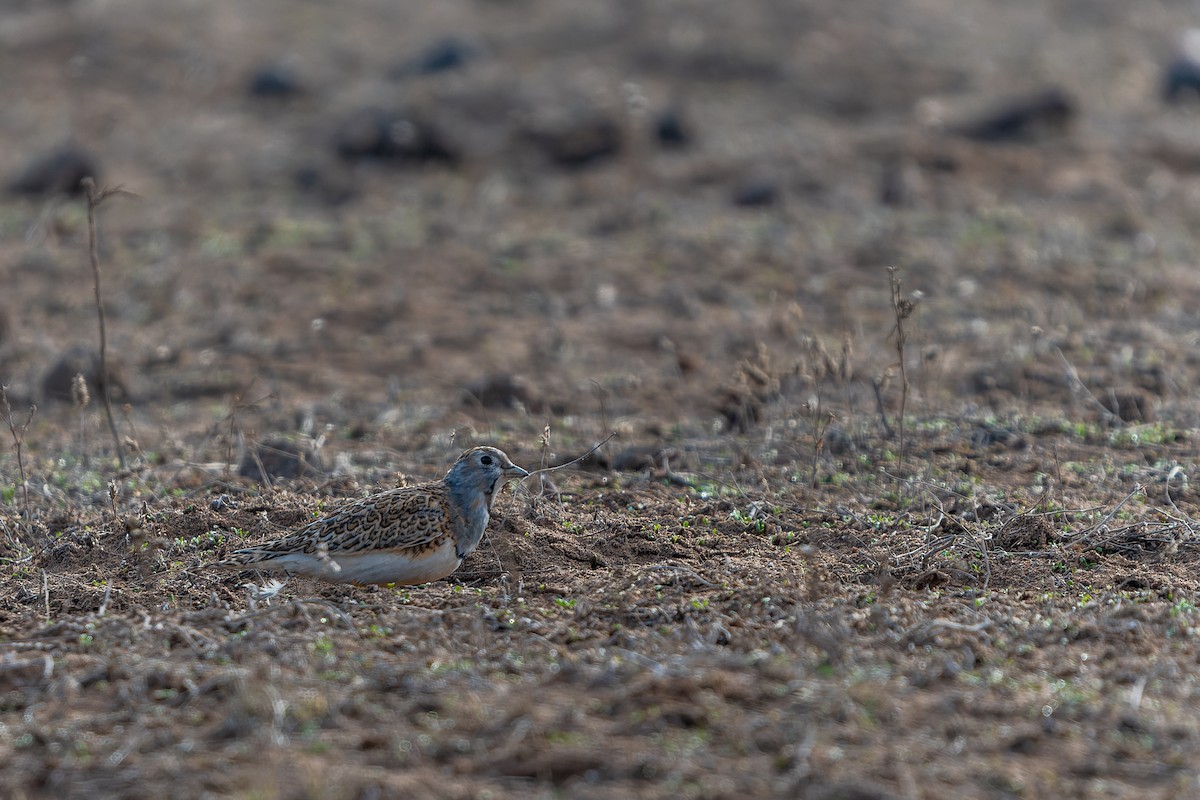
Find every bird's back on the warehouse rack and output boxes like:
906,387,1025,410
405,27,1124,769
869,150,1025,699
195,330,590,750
222,481,456,567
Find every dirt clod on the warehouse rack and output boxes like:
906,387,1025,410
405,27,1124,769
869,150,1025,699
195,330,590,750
41,347,129,404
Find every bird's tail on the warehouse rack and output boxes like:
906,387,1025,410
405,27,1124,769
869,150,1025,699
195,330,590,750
210,549,275,570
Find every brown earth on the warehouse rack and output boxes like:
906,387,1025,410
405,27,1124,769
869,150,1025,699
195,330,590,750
4,1,1200,798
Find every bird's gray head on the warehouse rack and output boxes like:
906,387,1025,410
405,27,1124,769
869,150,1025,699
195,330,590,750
445,446,529,509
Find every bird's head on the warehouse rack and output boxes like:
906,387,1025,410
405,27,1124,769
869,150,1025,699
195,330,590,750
446,446,529,508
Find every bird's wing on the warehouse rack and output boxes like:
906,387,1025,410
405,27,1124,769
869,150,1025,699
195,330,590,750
228,483,453,561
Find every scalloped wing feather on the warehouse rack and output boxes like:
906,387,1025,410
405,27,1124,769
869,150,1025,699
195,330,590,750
221,482,454,567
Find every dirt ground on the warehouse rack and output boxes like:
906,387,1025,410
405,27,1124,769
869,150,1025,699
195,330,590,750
6,1,1200,797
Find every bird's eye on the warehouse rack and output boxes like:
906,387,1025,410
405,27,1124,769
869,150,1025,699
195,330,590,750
480,454,494,466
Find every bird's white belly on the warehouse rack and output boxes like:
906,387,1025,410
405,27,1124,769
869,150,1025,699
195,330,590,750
265,543,463,585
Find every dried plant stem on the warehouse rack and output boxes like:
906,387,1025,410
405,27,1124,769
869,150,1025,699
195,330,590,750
83,177,131,470
1053,347,1121,426
72,372,90,464
523,432,617,482
0,386,35,521
806,387,833,489
888,267,913,468
870,371,896,440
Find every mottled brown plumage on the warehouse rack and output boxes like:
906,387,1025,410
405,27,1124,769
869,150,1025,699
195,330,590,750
212,447,527,585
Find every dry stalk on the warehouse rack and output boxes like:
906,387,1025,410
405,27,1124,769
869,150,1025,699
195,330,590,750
222,380,269,478
887,267,914,466
870,368,896,440
539,424,551,470
0,385,35,522
244,432,274,492
1053,347,1121,426
521,432,617,484
72,372,90,464
839,332,855,418
591,380,611,443
799,336,833,488
82,177,135,470
807,402,833,490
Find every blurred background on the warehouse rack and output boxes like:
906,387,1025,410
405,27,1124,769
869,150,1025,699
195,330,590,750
2,0,1200,469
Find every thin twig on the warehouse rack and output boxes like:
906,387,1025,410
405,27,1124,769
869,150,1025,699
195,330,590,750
887,267,913,467
920,618,992,634
0,386,35,522
82,177,135,470
98,580,112,616
633,563,718,588
1053,347,1120,427
245,432,274,491
521,432,617,483
870,372,895,440
1072,483,1143,547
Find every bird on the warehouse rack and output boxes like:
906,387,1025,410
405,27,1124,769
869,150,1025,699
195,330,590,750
212,446,528,585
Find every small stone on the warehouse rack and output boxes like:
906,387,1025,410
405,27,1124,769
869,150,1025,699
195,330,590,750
653,108,692,149
391,37,477,78
334,108,458,163
955,88,1076,142
1164,58,1200,103
248,65,303,98
526,115,622,169
732,179,778,207
463,374,541,411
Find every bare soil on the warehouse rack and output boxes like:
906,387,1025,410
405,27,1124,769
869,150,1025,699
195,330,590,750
4,1,1200,798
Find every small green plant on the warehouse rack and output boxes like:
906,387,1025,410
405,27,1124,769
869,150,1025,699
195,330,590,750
364,624,392,638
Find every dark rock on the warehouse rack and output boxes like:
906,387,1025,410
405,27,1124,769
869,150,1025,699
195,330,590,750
1164,58,1200,103
606,444,677,472
825,426,855,456
732,179,778,207
41,347,130,404
463,374,541,411
653,108,691,149
955,87,1076,142
334,108,458,164
248,65,303,98
7,145,99,197
293,166,359,206
526,115,622,169
796,779,897,800
391,37,477,78
238,437,325,483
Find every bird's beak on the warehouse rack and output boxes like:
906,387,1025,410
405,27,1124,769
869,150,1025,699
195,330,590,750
507,464,530,479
